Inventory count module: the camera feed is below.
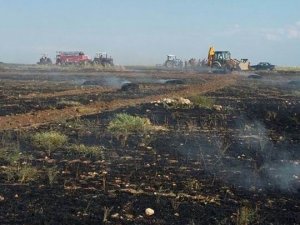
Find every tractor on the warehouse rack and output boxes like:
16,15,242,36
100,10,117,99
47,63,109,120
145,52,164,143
164,55,183,69
37,54,52,65
93,52,114,67
207,47,250,72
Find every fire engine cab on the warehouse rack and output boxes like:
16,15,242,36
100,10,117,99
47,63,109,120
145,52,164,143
56,51,90,65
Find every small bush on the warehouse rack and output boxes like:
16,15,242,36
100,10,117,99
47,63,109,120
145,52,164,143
189,95,215,108
32,131,68,156
0,148,37,182
108,113,152,134
236,206,257,225
3,166,17,182
69,144,104,159
292,90,300,97
46,166,59,187
18,165,38,183
0,148,21,165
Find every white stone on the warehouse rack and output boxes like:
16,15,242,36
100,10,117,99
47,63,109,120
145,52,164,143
145,208,154,216
178,97,191,105
111,213,120,219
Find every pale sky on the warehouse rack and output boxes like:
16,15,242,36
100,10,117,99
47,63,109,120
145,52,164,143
1,0,300,65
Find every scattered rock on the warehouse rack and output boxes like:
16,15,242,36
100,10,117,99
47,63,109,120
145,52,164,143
168,159,178,164
177,97,191,105
213,104,223,111
121,156,133,160
45,158,56,164
125,214,134,220
152,97,192,106
68,159,82,164
111,213,120,219
162,98,176,104
145,208,155,216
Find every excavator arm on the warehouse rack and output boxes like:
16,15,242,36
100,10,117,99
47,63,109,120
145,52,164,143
207,46,215,66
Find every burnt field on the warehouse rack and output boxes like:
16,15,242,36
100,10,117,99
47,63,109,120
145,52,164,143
0,71,204,117
0,70,299,225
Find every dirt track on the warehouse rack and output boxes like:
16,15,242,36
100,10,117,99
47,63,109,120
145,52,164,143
0,75,237,130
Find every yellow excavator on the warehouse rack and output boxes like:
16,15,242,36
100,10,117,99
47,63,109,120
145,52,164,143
207,46,250,71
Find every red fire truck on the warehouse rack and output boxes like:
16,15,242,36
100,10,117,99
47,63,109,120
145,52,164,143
56,51,91,65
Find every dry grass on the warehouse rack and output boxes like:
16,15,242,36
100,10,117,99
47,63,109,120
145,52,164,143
188,95,215,108
69,144,105,159
276,66,300,72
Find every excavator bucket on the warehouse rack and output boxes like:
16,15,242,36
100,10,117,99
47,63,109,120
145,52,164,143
237,59,250,71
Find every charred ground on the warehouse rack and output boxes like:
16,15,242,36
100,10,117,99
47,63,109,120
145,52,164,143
0,70,299,225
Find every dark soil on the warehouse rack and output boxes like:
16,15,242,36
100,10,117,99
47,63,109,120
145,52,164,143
0,73,299,225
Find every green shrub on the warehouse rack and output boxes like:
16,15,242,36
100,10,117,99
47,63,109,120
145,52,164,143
32,131,68,156
0,148,21,165
236,206,257,225
18,165,38,183
46,166,59,187
189,95,215,108
108,113,152,134
292,90,300,97
0,147,37,182
69,144,104,159
3,166,17,182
